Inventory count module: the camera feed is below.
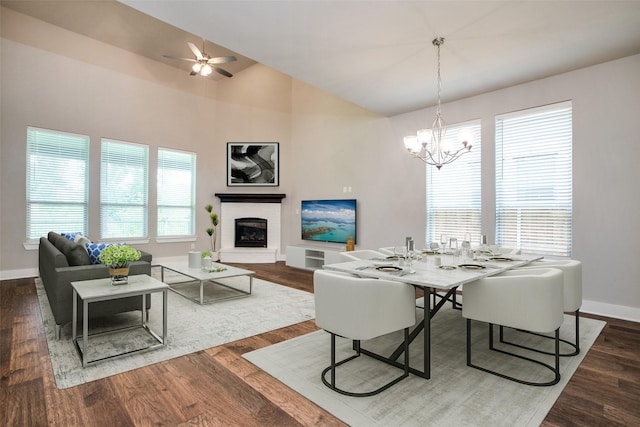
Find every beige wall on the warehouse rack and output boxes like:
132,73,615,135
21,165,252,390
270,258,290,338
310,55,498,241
2,7,639,319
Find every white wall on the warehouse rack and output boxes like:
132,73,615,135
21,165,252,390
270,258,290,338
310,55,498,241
1,7,639,320
391,54,640,320
0,8,229,272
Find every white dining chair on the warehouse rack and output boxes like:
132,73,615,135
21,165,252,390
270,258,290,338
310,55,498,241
462,267,564,386
378,247,395,256
514,259,582,356
314,269,416,396
339,249,386,262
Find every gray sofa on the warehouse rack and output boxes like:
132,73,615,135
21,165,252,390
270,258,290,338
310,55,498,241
38,232,153,339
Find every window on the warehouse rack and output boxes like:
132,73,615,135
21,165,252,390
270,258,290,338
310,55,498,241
495,101,572,256
26,127,90,240
100,139,149,239
426,120,481,245
157,148,196,237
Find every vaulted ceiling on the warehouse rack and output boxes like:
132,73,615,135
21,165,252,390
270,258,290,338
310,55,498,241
4,1,640,117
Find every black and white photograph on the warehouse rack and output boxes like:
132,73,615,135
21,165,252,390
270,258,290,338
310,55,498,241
227,142,279,186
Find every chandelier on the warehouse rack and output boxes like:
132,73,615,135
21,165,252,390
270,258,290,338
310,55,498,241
403,37,472,169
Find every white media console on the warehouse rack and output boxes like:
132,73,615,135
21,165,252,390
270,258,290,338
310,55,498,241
285,245,343,270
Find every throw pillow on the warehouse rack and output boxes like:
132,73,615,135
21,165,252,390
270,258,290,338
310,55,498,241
73,234,92,252
85,242,113,265
60,232,82,241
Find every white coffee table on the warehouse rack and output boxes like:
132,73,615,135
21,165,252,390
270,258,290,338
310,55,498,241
71,274,168,368
160,261,254,305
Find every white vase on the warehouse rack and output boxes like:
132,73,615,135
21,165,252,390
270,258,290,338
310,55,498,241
202,256,212,268
211,251,220,262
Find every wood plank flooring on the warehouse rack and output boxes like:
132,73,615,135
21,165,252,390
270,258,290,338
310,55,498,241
1,262,639,426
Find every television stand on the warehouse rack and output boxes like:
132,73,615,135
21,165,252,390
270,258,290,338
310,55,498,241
285,245,343,270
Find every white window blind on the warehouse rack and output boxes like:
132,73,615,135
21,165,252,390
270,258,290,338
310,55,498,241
495,101,572,256
26,127,90,240
157,148,196,237
426,120,481,245
100,139,149,239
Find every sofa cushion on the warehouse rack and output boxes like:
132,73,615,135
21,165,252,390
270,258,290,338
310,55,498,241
51,232,91,266
85,242,113,265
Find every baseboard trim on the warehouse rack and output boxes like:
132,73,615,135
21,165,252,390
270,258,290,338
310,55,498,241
582,299,640,323
1,267,38,280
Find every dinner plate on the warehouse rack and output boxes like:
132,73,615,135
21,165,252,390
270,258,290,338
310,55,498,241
438,265,457,270
458,263,486,270
376,265,403,272
490,256,513,262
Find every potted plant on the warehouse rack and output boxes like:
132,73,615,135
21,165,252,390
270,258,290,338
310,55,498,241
99,244,141,285
201,250,213,268
204,204,219,261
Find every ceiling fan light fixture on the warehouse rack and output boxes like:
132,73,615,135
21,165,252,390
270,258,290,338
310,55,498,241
192,63,202,73
200,64,213,76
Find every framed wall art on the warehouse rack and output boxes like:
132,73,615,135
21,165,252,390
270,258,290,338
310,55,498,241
227,142,279,187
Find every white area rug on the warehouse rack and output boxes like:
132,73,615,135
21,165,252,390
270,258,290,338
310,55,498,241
36,275,315,389
244,303,605,427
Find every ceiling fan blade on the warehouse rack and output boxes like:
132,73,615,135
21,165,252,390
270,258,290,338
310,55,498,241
207,56,237,65
189,70,198,76
187,42,203,60
163,54,197,63
212,66,233,78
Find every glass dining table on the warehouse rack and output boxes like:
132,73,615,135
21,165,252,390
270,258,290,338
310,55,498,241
322,252,543,379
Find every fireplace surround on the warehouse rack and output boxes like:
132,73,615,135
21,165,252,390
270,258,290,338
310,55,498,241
215,193,285,263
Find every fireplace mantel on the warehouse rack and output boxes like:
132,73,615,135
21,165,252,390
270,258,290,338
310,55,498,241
215,193,286,203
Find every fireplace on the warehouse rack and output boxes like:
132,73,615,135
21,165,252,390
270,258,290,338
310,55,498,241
235,217,267,248
216,193,285,263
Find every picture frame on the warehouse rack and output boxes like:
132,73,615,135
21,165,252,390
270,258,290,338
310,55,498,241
227,142,279,187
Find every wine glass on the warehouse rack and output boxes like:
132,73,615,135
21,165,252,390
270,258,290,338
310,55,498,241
440,234,448,256
393,246,407,266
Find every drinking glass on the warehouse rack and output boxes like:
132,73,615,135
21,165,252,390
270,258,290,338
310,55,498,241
462,234,471,260
394,246,407,266
449,237,459,265
440,234,448,256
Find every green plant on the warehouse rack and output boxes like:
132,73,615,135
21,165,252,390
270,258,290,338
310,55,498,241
99,244,141,267
201,250,212,259
204,204,219,252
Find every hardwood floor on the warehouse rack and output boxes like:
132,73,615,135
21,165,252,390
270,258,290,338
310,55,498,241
1,261,639,426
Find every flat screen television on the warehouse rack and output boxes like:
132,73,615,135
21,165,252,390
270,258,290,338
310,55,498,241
301,199,356,244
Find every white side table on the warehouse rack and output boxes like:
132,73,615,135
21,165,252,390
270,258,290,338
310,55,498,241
71,274,168,367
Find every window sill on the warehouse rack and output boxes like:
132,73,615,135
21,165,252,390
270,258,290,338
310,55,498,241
156,236,197,244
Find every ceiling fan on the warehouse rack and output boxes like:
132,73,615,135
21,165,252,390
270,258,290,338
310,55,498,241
163,40,237,78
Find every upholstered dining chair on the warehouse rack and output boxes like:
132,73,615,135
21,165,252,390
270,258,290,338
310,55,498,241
314,269,417,396
377,247,395,256
338,249,386,262
462,267,564,386
514,259,582,356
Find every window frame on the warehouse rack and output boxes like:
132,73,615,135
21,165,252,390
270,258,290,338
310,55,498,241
100,138,149,240
156,147,197,239
426,119,482,246
495,101,573,257
25,126,90,242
